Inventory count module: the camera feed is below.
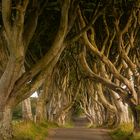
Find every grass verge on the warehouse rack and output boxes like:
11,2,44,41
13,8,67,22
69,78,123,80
110,123,140,140
60,121,74,128
13,121,58,140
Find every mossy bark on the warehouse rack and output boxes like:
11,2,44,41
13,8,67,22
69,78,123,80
0,104,13,140
130,104,140,133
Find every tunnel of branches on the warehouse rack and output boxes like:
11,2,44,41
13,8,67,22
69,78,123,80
0,0,140,139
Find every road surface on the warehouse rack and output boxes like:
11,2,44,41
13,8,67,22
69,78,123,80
46,128,112,140
46,117,112,140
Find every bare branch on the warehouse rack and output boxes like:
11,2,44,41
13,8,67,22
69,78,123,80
78,7,138,104
23,9,39,51
79,51,127,98
66,4,104,44
67,0,79,33
121,12,133,35
38,0,49,16
2,0,11,36
106,30,116,58
10,0,71,102
101,13,109,54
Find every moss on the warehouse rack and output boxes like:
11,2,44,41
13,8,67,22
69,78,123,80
13,121,58,140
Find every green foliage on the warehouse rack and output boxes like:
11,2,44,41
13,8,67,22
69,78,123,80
72,102,83,117
12,97,37,120
13,121,58,140
12,103,22,120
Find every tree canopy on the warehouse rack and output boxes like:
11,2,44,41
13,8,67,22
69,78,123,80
0,0,140,139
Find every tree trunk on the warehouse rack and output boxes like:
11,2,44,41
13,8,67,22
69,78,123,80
36,70,52,123
111,91,131,126
57,112,66,126
22,98,33,121
46,101,53,121
36,99,46,122
0,104,13,140
130,104,140,133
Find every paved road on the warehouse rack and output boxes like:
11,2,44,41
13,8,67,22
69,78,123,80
46,117,112,140
46,128,112,140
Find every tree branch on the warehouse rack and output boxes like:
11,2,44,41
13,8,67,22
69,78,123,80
2,0,11,36
79,51,127,99
101,13,109,53
14,0,29,34
78,8,138,104
23,9,39,51
66,4,104,44
9,0,71,103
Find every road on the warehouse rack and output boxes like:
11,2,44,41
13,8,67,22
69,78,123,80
46,128,112,140
46,117,112,140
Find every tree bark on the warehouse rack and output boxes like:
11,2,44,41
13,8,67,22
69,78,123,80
130,104,140,133
0,104,13,140
36,68,53,122
22,98,33,121
36,99,46,122
112,91,131,125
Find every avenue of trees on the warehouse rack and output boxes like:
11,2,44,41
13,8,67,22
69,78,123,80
0,0,140,139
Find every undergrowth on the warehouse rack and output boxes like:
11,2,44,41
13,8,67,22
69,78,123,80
13,121,58,140
110,123,140,140
60,121,74,128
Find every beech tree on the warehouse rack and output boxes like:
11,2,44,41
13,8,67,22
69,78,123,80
78,0,140,132
0,0,72,139
0,0,140,139
33,0,140,132
0,0,39,139
39,51,82,125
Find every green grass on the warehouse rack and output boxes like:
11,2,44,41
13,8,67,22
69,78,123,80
13,121,58,140
111,131,140,140
87,124,97,128
110,123,136,140
59,121,74,128
131,133,140,140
